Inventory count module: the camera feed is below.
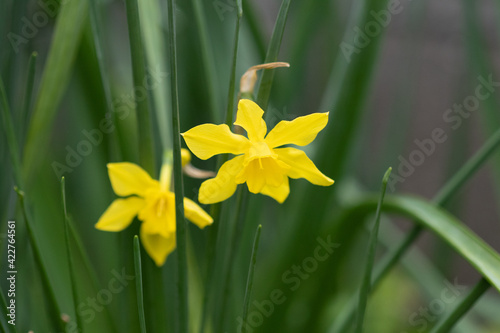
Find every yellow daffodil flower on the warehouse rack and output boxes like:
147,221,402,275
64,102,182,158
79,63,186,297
95,153,213,266
182,99,334,204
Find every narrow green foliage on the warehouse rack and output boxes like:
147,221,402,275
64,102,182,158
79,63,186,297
20,52,37,143
199,4,244,331
256,0,291,111
125,0,155,174
61,177,84,331
0,76,21,186
430,278,490,333
240,224,263,333
434,127,500,205
14,188,65,332
133,236,147,333
192,0,221,121
22,0,88,184
354,168,391,333
166,0,189,331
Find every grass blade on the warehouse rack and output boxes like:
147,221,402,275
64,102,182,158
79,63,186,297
14,188,65,332
125,0,156,174
61,177,83,331
342,195,500,292
256,0,291,111
192,0,222,121
0,76,21,186
133,236,147,333
166,0,189,331
240,224,262,333
20,52,37,144
354,168,391,333
22,0,88,184
199,4,243,332
429,278,490,333
138,0,171,149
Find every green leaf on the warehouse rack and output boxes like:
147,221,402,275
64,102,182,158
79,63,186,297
429,278,490,333
125,0,156,175
256,0,291,111
354,168,391,333
133,236,147,333
61,177,84,331
240,224,262,333
138,0,172,149
343,195,500,292
166,0,189,331
22,0,88,185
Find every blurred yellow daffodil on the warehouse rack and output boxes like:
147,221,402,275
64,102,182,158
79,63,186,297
182,99,334,204
95,151,213,266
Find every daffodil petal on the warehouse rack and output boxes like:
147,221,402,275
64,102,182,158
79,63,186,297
261,177,290,203
234,99,267,142
265,112,329,148
182,124,250,160
184,198,213,228
140,227,176,267
275,148,334,186
199,155,245,204
95,197,145,231
107,162,158,197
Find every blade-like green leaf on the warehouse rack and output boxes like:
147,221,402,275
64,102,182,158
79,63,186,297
256,0,291,111
429,278,490,333
61,177,84,331
354,168,391,333
342,195,500,292
240,224,262,333
133,236,147,333
166,0,189,331
22,0,88,184
125,0,156,175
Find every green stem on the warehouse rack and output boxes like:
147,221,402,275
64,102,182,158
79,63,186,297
0,76,21,186
14,189,65,332
429,278,491,333
240,225,262,333
125,0,155,174
61,177,84,331
20,52,37,146
216,188,250,332
199,5,243,331
133,236,147,333
354,168,391,333
192,0,221,121
256,0,291,111
166,0,188,331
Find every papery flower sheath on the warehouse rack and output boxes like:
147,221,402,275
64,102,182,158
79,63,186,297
95,153,213,266
182,99,334,204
